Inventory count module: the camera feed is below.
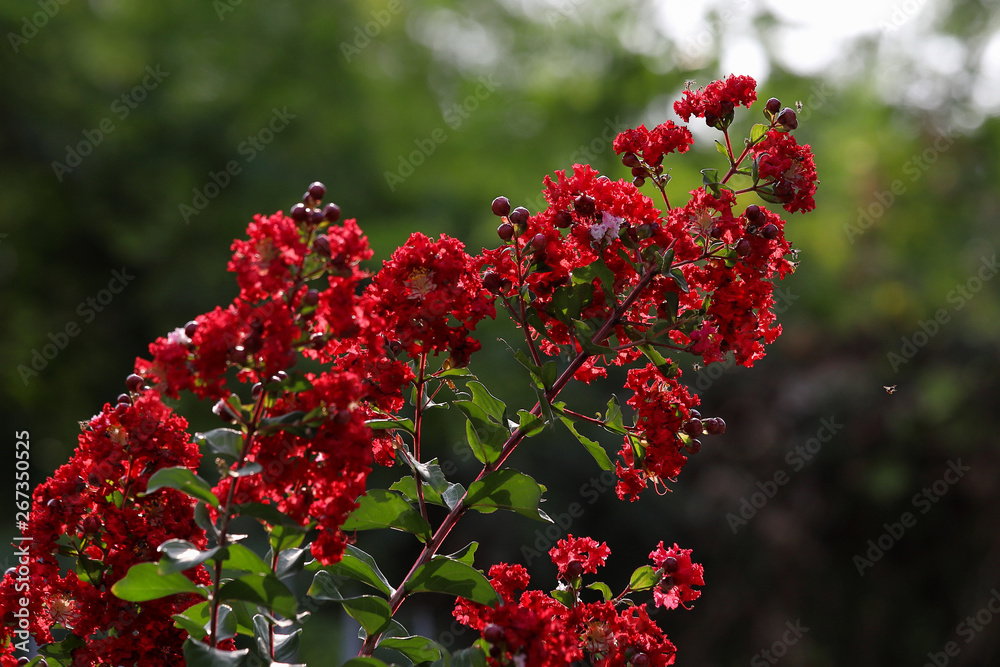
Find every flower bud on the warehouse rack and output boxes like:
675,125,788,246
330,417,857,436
703,417,726,435
290,203,308,222
491,196,511,217
553,210,572,228
682,418,703,436
116,393,132,406
622,152,640,168
483,624,505,644
482,272,504,294
509,206,530,227
323,203,341,223
497,222,515,241
633,176,646,187
184,320,199,339
777,107,798,130
313,235,331,257
126,373,144,393
744,205,763,223
574,195,595,217
662,556,678,573
565,561,584,578
765,97,781,115
632,654,650,667
735,238,752,257
303,289,320,307
531,233,547,252
335,409,352,425
760,223,779,240
308,181,327,200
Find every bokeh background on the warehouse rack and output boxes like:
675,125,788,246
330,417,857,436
3,0,1000,665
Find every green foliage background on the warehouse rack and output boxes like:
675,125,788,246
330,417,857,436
2,0,999,665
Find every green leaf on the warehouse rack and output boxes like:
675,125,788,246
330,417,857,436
307,570,352,601
173,600,210,640
342,489,432,541
195,428,244,463
550,588,575,608
342,595,393,636
143,466,220,508
603,396,627,435
157,539,222,576
112,562,205,602
467,381,507,422
343,659,389,667
465,469,552,522
409,457,450,493
38,633,84,662
715,139,729,159
454,401,508,464
275,547,309,579
234,502,303,527
549,282,595,325
268,522,308,552
366,417,416,434
443,542,479,566
637,344,680,379
750,123,768,144
587,582,613,601
751,156,760,184
571,318,614,356
218,573,297,618
437,367,473,378
517,409,546,437
194,501,219,540
379,636,443,663
405,556,500,606
669,267,689,293
448,647,488,667
183,638,249,666
390,476,465,511
214,604,239,642
321,545,394,597
218,543,271,575
557,415,613,471
570,262,617,299
258,410,311,436
628,565,661,591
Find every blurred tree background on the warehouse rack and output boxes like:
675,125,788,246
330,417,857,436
2,0,1000,664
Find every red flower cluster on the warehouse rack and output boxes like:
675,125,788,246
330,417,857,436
454,540,692,667
648,543,704,610
751,129,819,213
229,211,309,301
549,535,611,578
0,393,208,666
612,121,693,165
479,164,701,383
668,192,795,367
365,232,497,368
673,75,757,125
211,371,374,565
616,363,700,501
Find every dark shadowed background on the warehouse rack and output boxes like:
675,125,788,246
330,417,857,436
2,0,1000,665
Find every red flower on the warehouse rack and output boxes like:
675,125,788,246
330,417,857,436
648,543,704,610
673,75,757,125
613,122,693,165
366,232,496,367
549,535,611,578
750,129,819,213
616,363,699,501
228,211,308,301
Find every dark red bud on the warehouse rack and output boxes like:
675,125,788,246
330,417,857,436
491,196,511,217
690,409,702,419
765,97,781,114
662,556,678,573
565,561,584,578
632,654,649,667
574,195,595,217
335,409,352,425
184,320,199,339
497,222,515,241
554,210,572,228
323,203,341,223
682,418,703,436
633,176,646,187
509,207,530,227
777,107,798,130
760,224,779,240
735,238,752,257
704,417,727,435
116,393,132,406
622,152,640,168
483,624,505,644
308,181,327,200
303,289,320,307
744,205,763,223
483,272,504,294
313,235,331,257
290,203,308,222
531,233,547,252
81,515,101,535
126,373,144,393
